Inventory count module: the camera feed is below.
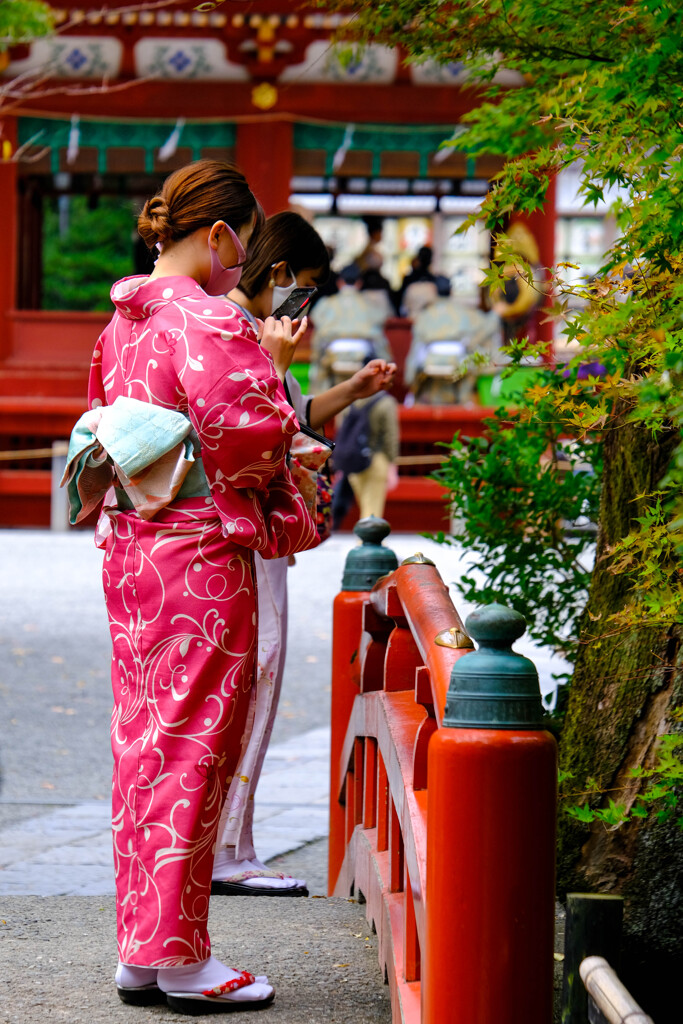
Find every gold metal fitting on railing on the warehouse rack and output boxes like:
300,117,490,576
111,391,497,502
434,627,474,650
401,552,436,566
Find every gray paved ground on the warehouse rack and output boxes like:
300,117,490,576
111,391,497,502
0,727,331,896
1,882,390,1024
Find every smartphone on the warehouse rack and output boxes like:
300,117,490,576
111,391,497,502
272,286,318,320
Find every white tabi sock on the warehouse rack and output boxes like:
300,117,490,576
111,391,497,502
115,963,158,988
212,845,306,890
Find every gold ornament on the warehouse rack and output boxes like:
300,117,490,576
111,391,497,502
434,627,474,650
251,83,278,111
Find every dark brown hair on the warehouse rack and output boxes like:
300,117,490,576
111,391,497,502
138,159,263,250
238,211,330,299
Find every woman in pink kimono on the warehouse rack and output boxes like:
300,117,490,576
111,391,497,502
70,161,319,1014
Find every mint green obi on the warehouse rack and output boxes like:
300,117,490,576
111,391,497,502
61,396,211,524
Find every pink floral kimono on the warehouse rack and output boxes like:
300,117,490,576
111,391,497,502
86,274,318,967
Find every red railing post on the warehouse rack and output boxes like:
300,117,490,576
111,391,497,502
363,738,378,829
376,752,389,853
424,604,557,1024
328,517,397,895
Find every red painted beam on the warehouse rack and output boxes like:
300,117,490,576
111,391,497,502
0,396,86,436
0,468,51,495
14,81,480,124
399,404,492,443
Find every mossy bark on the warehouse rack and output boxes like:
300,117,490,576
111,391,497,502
557,407,683,1014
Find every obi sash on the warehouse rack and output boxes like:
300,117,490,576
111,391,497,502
61,396,211,524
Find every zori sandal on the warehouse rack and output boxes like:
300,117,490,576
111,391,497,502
115,964,166,1005
116,981,166,1006
164,971,275,1015
211,869,308,897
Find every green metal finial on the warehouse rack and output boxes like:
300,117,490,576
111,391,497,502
443,603,547,729
341,516,399,591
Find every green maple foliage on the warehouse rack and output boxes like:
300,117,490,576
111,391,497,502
324,0,683,649
324,2,683,837
0,1,54,49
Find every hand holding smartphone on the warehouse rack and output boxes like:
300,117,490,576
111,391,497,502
272,287,318,321
261,298,313,381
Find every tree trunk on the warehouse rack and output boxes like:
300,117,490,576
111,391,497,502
557,408,683,1017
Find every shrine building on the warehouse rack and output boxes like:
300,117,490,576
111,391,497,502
0,1,563,528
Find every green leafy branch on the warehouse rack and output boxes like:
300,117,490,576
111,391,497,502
561,734,683,830
431,367,603,660
0,1,55,49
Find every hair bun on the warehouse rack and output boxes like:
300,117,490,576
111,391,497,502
138,195,172,249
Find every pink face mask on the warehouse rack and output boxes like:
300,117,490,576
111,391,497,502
205,222,247,296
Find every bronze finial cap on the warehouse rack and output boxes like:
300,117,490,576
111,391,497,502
444,603,546,729
341,516,399,591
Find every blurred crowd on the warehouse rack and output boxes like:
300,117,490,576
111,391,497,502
307,215,544,408
295,214,546,526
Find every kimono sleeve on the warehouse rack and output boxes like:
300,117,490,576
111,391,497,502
184,353,319,558
187,362,297,491
87,333,107,408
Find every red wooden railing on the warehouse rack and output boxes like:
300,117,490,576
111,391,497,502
329,556,471,1022
329,548,557,1024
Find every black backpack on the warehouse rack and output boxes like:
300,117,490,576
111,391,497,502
332,393,384,475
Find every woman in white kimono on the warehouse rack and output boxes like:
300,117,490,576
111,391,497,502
211,213,396,895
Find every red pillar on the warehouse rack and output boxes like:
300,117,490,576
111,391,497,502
236,121,293,216
0,116,18,361
425,729,557,1024
511,173,557,346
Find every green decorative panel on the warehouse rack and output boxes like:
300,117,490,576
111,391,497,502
293,122,459,177
18,117,237,174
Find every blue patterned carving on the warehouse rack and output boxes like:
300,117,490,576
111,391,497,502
65,48,88,71
168,50,192,74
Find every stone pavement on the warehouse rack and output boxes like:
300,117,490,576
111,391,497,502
1,873,392,1024
0,527,570,1024
0,727,330,897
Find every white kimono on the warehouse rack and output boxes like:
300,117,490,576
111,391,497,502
216,373,309,859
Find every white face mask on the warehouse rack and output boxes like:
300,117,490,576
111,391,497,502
271,265,297,314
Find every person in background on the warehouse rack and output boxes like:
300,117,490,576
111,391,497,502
359,266,399,318
404,293,501,404
309,266,394,394
74,160,319,1013
308,244,339,310
340,371,400,522
211,212,396,897
398,245,451,317
354,215,385,274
